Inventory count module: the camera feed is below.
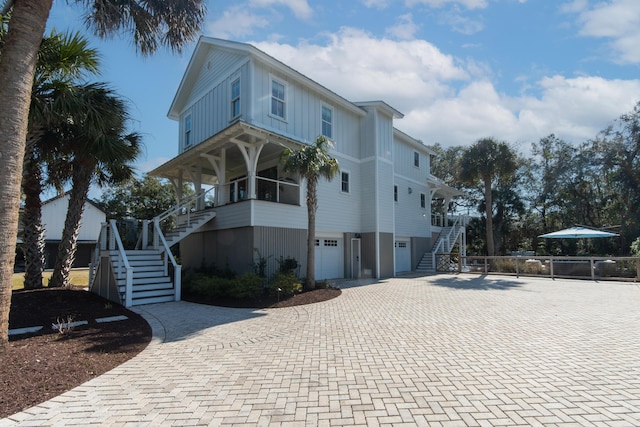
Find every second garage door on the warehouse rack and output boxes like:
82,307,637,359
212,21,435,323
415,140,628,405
315,237,344,280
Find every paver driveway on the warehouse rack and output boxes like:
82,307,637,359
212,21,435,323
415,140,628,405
3,274,640,426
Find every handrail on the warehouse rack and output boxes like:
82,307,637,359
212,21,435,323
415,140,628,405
108,219,134,307
156,185,216,225
153,219,182,302
89,222,108,286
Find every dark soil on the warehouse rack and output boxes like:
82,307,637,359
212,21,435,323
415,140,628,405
1,286,341,419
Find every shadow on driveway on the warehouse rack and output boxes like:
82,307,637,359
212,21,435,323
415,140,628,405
431,274,524,291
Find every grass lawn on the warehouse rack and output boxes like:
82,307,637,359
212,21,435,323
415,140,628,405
12,269,90,291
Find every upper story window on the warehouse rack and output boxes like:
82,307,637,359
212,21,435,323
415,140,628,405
231,79,240,118
414,151,420,167
322,105,333,139
420,193,426,209
341,171,349,193
394,185,398,202
184,115,192,147
271,79,286,119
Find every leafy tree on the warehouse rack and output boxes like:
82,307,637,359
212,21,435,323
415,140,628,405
0,0,205,348
281,136,339,291
458,138,519,256
98,175,193,220
47,84,142,288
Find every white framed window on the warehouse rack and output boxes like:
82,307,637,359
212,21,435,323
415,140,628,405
184,114,192,148
420,192,426,209
321,105,333,139
231,79,240,118
394,185,398,202
341,171,350,193
414,151,420,167
271,78,286,119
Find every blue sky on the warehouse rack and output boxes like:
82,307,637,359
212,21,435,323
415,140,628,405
48,0,640,176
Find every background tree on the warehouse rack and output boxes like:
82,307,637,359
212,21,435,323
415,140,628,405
0,0,205,348
281,136,339,291
98,175,193,220
47,84,142,288
458,138,519,256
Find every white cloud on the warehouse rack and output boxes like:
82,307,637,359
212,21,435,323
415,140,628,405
206,5,270,38
253,30,640,149
569,0,640,64
249,0,313,20
405,0,488,9
438,8,484,34
386,14,420,40
362,0,392,9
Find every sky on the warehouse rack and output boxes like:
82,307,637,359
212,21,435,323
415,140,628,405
47,0,640,176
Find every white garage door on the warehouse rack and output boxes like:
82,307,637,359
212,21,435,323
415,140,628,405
395,240,411,273
315,238,344,280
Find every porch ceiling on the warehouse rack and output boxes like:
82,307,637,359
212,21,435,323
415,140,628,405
149,121,304,185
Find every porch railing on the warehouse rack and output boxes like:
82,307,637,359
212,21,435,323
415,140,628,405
222,176,300,205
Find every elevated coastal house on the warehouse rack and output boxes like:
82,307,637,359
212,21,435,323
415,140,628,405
90,37,465,306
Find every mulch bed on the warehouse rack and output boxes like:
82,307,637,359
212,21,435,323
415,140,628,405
2,286,341,419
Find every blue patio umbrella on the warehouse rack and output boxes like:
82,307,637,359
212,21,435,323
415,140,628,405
538,226,619,239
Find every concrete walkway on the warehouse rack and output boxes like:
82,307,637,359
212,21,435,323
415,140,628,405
2,275,640,426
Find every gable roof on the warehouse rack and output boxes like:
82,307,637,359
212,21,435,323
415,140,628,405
168,37,372,120
42,192,106,214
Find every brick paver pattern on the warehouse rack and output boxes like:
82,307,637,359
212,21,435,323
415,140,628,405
2,275,640,426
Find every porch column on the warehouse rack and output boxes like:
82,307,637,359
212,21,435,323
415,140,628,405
202,149,226,206
186,167,203,210
429,188,438,227
234,140,265,200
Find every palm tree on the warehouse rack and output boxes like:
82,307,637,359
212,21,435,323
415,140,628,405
47,83,142,288
458,138,518,256
281,136,339,291
21,31,99,290
0,0,204,347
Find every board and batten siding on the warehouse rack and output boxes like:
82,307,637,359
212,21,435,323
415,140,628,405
315,156,361,232
393,176,430,238
187,48,248,106
42,196,105,242
394,138,430,181
180,61,250,151
250,62,364,150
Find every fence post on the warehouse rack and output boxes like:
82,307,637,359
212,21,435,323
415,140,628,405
590,258,595,281
516,256,519,278
484,256,488,274
550,257,554,279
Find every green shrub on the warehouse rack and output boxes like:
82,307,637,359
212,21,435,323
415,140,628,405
228,273,264,300
269,272,302,297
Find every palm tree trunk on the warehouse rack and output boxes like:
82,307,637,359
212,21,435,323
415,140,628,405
484,178,495,257
21,137,46,289
305,177,318,291
49,163,93,288
0,0,53,348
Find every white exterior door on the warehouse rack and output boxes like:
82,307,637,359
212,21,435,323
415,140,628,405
395,240,411,273
315,237,344,280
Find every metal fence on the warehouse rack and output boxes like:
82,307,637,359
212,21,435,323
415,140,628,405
435,254,640,282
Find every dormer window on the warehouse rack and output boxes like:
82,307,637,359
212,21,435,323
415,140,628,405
322,105,333,139
231,79,240,118
271,79,286,119
184,115,192,148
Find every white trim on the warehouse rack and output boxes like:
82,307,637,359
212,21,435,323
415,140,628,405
321,104,334,140
269,74,288,122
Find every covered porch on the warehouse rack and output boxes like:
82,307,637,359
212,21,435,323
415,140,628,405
150,121,303,211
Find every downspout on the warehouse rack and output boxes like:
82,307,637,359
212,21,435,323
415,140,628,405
374,110,381,279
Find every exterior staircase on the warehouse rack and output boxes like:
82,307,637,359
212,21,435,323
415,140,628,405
416,218,466,273
89,188,216,307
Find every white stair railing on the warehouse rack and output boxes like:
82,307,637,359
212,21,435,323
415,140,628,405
107,220,134,307
150,186,217,250
153,219,182,302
